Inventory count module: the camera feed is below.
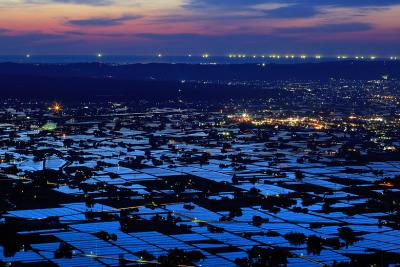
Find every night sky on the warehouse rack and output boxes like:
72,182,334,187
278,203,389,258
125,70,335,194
1,0,399,55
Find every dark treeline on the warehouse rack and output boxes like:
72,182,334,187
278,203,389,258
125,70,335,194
0,75,285,101
1,61,398,101
0,61,399,81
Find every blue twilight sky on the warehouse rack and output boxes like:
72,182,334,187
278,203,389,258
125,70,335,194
0,0,399,55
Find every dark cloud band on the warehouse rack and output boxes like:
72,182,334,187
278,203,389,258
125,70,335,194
66,15,142,26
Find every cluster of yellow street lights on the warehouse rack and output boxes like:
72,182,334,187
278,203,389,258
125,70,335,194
22,53,399,61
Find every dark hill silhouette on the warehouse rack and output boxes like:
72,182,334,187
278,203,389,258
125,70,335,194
0,74,286,101
0,61,398,100
0,61,399,81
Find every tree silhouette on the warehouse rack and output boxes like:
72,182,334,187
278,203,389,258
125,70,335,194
158,248,205,266
235,246,289,267
338,227,360,247
284,232,306,246
307,235,323,255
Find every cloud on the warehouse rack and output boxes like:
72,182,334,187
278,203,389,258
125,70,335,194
263,4,320,18
63,30,87,36
278,22,373,34
63,30,128,37
66,15,142,26
26,0,113,6
0,32,70,51
285,0,400,8
136,33,201,40
184,0,266,9
185,0,400,8
0,31,61,40
182,0,400,21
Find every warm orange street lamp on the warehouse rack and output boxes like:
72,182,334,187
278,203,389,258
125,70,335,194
50,102,63,113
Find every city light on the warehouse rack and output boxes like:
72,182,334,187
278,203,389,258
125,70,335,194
50,102,63,113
